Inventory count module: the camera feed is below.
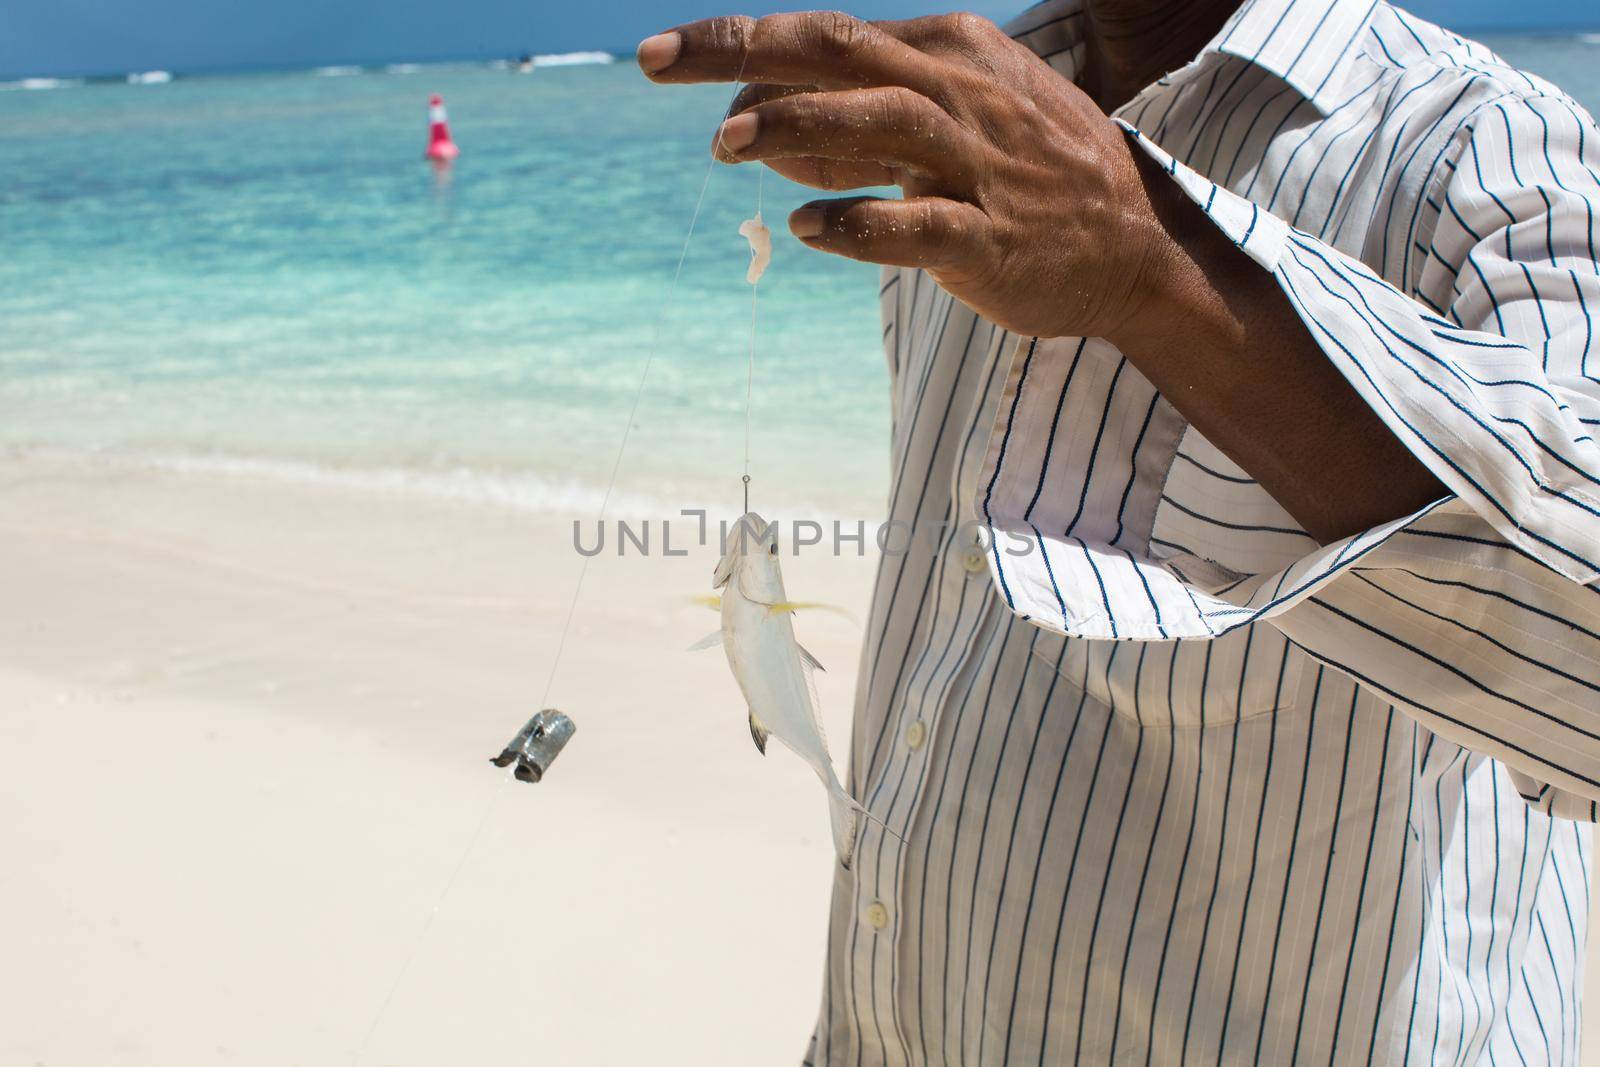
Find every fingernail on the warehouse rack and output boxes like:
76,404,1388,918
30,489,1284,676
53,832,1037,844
636,32,681,74
717,112,759,156
789,209,826,238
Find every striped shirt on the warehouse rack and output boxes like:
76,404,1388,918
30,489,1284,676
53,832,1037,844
806,1,1600,1064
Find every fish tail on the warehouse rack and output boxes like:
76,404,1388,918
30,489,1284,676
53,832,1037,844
822,765,905,869
827,785,861,871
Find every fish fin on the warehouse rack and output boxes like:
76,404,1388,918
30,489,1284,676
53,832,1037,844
825,786,903,869
797,642,826,673
766,601,857,624
686,630,723,652
748,710,770,756
798,653,830,754
827,785,860,870
853,800,906,844
687,594,722,611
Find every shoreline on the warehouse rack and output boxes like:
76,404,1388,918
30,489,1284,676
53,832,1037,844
0,446,889,529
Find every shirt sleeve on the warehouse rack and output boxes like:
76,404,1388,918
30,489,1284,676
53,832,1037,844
975,95,1600,819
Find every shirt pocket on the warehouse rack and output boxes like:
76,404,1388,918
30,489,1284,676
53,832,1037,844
1032,623,1306,729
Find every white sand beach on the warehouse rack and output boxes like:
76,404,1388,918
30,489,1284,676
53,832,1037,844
0,454,876,1065
3,453,1599,1065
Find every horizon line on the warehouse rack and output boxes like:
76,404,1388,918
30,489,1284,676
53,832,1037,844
5,24,1600,84
0,49,624,85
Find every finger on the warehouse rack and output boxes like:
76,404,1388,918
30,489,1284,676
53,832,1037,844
788,196,988,272
727,84,896,189
714,87,982,181
762,157,899,191
638,12,954,94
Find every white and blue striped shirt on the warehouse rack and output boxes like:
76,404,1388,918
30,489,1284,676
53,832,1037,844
808,1,1600,1063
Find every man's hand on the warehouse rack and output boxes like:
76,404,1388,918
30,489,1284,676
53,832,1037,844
637,12,1181,345
638,11,1451,544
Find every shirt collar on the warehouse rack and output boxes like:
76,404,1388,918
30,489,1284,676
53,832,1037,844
1207,0,1378,114
1006,0,1377,117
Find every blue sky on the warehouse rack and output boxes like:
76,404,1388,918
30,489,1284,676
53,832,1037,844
2,0,1597,79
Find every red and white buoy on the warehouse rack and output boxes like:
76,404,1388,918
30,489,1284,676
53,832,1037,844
424,93,459,162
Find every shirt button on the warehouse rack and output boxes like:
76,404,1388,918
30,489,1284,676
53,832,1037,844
864,901,889,930
905,719,927,750
960,544,987,574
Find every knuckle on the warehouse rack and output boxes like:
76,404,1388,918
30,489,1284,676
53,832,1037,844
841,201,877,241
877,85,925,125
760,95,801,139
923,205,969,262
746,14,769,36
812,10,870,59
944,11,995,44
707,15,755,56
779,89,835,135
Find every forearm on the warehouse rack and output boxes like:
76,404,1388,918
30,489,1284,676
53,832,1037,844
1107,149,1447,544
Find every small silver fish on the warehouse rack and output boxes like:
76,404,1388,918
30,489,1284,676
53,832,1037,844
490,710,576,783
691,513,864,868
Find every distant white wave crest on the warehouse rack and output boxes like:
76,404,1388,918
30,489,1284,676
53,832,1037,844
7,446,858,526
295,53,613,78
105,450,673,518
127,70,173,85
0,77,84,91
531,51,614,67
1582,34,1600,45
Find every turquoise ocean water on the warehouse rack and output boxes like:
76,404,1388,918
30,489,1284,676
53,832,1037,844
2,37,1597,519
0,58,890,518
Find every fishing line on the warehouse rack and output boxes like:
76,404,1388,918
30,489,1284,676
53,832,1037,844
742,166,764,514
349,62,756,1065
538,59,753,715
347,774,508,1065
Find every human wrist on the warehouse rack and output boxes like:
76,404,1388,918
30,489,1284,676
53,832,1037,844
1104,144,1253,363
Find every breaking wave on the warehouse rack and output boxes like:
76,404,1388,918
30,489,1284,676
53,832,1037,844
0,77,84,91
530,52,615,67
22,447,681,518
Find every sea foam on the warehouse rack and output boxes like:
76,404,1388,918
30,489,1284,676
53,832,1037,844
0,77,84,91
104,449,673,518
6,445,857,528
531,52,615,67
